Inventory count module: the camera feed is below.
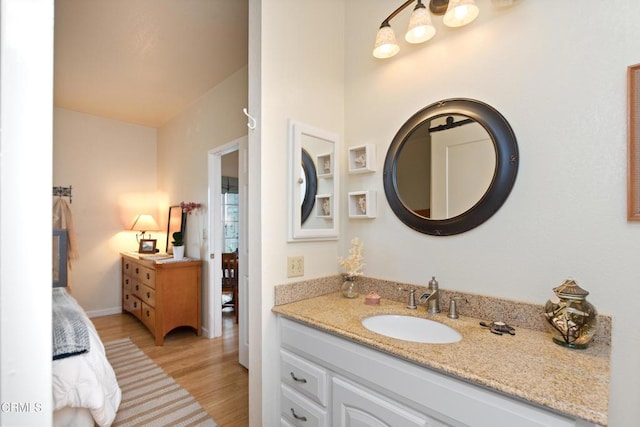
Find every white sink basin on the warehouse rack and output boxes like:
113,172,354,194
362,315,462,344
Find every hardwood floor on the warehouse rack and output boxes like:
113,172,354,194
91,310,248,427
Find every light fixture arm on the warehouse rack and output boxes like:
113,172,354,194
379,0,418,28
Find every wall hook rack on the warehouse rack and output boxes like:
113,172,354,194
53,185,72,203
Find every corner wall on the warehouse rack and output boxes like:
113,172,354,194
53,108,157,315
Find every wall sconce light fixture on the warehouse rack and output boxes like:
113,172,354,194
129,213,160,242
373,0,479,59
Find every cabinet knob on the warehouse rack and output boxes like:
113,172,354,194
133,301,138,308
146,310,150,317
146,292,151,298
125,295,129,300
135,268,139,274
290,372,307,383
146,273,150,280
136,285,139,291
290,408,307,422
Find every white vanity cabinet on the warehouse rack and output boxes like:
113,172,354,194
279,317,595,427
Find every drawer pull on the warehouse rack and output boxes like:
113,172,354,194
146,291,151,298
135,267,139,274
146,310,150,317
290,408,307,422
290,372,307,384
146,273,150,280
133,301,138,308
125,295,129,300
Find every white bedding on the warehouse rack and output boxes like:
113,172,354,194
52,290,121,426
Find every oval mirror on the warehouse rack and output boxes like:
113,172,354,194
383,98,518,236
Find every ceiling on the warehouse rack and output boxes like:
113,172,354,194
54,0,248,128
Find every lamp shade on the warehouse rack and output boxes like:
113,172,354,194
373,24,400,59
443,0,479,28
405,3,436,44
129,214,160,232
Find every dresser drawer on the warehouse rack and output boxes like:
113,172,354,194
138,283,156,307
281,384,328,427
123,292,141,318
281,349,329,407
135,265,156,288
141,302,156,334
123,274,134,289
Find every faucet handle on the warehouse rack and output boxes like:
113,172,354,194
447,297,468,319
398,287,417,309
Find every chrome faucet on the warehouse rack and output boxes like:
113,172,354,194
419,276,440,314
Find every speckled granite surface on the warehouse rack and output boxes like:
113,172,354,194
273,281,610,426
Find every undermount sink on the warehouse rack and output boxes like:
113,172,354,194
362,315,462,344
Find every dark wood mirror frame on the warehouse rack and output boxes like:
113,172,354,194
628,64,640,221
383,98,519,236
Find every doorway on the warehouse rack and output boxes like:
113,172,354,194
207,136,248,368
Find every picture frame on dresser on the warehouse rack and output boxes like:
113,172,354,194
139,239,157,254
628,63,640,220
166,205,186,253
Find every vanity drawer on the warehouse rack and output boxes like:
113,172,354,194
281,384,328,427
281,349,329,407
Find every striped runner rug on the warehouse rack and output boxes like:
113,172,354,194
104,338,217,427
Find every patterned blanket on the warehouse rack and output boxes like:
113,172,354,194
52,288,90,360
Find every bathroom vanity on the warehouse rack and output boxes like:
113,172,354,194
273,293,609,426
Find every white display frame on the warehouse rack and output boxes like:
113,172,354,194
348,144,376,174
348,191,376,219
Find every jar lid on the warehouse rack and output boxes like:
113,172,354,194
553,279,589,299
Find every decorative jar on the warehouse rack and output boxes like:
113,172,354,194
341,275,359,299
544,279,597,349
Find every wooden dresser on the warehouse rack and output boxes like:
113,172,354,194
121,253,202,345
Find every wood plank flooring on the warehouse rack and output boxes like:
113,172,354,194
91,310,248,427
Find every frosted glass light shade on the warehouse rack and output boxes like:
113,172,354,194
405,5,436,44
373,25,400,59
443,0,479,28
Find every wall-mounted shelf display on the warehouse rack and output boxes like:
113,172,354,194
349,191,376,218
316,194,333,218
348,144,376,174
317,153,333,178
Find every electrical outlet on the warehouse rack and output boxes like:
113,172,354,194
287,256,304,278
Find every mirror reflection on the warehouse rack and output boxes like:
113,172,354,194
300,134,334,230
396,114,496,220
289,120,339,241
300,148,317,224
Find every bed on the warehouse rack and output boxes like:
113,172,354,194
52,230,121,426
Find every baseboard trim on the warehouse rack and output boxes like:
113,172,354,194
87,306,122,318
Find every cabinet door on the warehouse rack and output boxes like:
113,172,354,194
332,377,445,427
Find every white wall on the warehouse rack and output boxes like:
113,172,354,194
53,108,157,315
0,0,53,424
256,0,345,424
342,1,640,425
157,65,248,333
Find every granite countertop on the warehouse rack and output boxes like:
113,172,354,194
272,292,610,426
